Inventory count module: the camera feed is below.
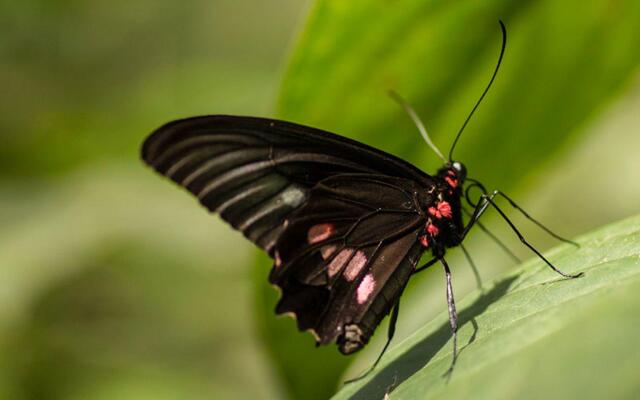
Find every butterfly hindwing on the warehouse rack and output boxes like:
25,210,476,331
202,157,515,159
141,116,430,255
270,174,429,353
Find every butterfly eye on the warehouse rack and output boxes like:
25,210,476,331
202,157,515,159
451,161,466,180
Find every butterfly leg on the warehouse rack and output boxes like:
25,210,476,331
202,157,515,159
460,244,482,290
344,299,402,384
490,190,579,247
480,195,582,279
464,188,578,248
462,206,521,263
413,257,438,275
441,257,459,372
461,191,496,238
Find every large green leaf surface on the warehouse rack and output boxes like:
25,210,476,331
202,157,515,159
333,215,640,399
279,0,640,185
254,0,640,398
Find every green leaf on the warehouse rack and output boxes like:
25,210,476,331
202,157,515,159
254,1,640,397
333,214,640,399
0,165,280,399
279,0,640,187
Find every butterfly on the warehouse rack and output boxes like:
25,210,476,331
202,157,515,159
140,21,580,379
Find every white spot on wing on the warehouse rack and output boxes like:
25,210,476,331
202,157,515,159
281,186,305,207
357,274,376,304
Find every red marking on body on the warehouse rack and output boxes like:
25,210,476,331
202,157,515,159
447,170,456,177
420,235,430,248
437,201,452,218
444,176,458,188
344,250,367,281
307,223,334,244
357,274,376,304
328,249,354,277
428,206,441,218
426,222,439,236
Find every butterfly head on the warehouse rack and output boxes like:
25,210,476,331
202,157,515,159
450,161,466,181
437,161,466,190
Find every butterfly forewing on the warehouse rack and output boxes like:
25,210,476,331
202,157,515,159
142,116,430,255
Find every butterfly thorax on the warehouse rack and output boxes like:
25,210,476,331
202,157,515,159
419,162,466,257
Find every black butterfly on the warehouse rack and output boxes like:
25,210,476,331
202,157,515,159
141,21,580,379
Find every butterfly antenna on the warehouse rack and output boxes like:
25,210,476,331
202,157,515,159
388,90,447,163
448,20,507,161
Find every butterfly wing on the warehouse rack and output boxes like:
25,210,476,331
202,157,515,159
271,174,428,353
141,115,430,254
142,115,435,353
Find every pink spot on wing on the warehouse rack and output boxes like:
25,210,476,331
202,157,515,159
327,248,354,278
427,222,439,236
357,274,376,304
344,250,367,281
307,223,334,244
437,201,452,218
428,206,442,218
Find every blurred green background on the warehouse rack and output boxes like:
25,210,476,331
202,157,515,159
1,1,639,399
